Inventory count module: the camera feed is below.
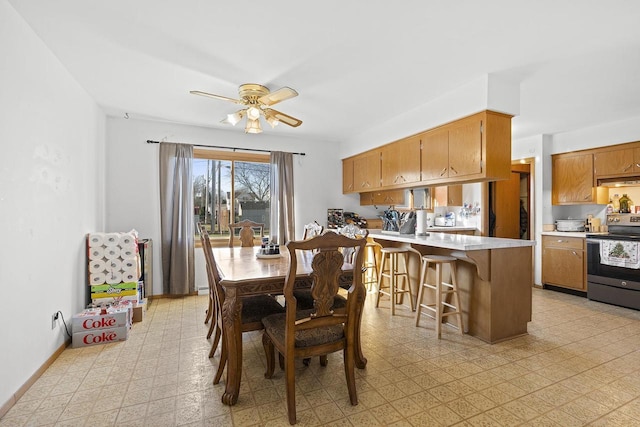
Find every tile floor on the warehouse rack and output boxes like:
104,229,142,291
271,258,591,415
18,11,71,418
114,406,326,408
3,288,640,426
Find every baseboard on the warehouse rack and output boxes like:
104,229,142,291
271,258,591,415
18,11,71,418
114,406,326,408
543,284,587,298
0,338,71,418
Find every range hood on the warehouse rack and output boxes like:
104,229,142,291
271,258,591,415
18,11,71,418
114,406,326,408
597,177,640,188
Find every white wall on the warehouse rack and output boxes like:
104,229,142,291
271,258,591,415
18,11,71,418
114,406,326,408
0,0,104,409
105,118,347,295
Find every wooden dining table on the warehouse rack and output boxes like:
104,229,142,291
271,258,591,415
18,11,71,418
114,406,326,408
211,245,367,405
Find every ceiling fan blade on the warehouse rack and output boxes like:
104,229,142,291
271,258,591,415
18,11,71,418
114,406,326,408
190,90,243,104
258,87,298,106
264,108,303,127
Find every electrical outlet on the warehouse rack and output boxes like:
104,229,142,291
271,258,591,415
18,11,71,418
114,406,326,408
51,312,59,330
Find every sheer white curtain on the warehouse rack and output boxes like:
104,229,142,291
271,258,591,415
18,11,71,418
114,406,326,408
270,151,295,245
159,142,195,295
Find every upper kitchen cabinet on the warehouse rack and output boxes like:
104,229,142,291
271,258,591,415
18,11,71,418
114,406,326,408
420,128,449,181
433,185,463,207
594,145,640,179
342,110,512,197
421,111,512,186
342,157,355,193
552,152,595,204
352,150,381,192
381,135,421,188
360,189,405,206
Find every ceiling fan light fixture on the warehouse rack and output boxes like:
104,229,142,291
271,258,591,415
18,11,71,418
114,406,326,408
245,118,262,134
266,116,279,128
227,111,244,126
247,106,261,121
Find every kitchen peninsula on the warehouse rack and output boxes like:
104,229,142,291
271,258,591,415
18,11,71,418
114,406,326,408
370,230,535,344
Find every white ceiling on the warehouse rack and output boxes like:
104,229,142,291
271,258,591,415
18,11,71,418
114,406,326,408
9,0,640,143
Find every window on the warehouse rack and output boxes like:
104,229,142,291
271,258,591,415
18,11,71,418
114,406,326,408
193,149,271,246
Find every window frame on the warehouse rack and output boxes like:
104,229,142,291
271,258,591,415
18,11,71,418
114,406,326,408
194,149,270,248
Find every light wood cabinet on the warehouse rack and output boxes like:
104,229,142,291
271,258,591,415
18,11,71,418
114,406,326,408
381,135,421,187
341,110,512,200
594,147,640,178
360,189,405,206
353,150,381,191
542,235,586,291
447,115,483,178
552,152,595,205
342,157,354,193
433,185,462,207
421,111,511,186
421,128,449,181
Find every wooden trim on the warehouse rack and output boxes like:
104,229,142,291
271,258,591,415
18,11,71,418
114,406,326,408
193,148,269,163
0,339,71,418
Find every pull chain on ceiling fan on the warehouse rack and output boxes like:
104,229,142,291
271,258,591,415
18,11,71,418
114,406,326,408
190,84,302,134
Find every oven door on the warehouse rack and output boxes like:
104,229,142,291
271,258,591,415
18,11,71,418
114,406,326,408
587,239,640,284
586,238,640,310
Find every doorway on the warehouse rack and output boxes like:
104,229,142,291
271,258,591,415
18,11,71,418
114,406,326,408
484,159,534,239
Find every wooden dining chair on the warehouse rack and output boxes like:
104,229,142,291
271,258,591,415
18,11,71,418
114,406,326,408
200,229,285,383
261,232,366,425
228,219,264,247
294,226,368,312
302,221,323,240
197,222,215,329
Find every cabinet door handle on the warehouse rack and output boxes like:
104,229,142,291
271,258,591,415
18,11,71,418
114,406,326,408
440,167,448,176
623,164,633,172
583,194,591,200
636,163,640,168
557,239,566,243
450,166,458,175
572,251,580,257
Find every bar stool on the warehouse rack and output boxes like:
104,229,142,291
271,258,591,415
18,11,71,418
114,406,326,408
415,255,464,338
363,242,380,292
375,247,415,315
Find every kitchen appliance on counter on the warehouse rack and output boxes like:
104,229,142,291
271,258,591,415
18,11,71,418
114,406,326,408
586,214,640,310
434,212,456,227
381,209,416,234
555,219,587,232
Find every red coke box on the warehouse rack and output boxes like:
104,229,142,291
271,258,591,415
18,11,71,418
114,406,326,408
72,307,131,333
72,326,130,348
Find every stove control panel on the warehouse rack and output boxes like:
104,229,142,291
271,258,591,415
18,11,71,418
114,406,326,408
607,214,640,225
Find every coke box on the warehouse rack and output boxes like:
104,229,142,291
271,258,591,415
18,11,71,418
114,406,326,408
72,326,130,348
72,307,131,333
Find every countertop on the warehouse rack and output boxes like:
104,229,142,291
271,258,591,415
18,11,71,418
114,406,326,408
369,230,535,251
424,226,478,232
541,231,609,238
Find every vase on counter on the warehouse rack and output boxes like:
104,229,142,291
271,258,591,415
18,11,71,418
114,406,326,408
619,194,631,213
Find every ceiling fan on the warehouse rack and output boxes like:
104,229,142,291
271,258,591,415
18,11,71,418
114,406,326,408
190,84,302,134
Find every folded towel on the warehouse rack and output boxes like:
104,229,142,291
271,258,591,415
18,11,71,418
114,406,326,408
600,240,640,269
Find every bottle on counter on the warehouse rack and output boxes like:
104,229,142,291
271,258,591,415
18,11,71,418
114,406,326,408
612,194,620,213
606,200,614,214
620,194,630,213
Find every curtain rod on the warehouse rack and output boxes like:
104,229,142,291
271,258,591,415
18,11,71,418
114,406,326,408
145,140,305,156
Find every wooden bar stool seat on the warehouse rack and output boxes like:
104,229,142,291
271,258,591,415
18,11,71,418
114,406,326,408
375,247,415,315
416,255,464,338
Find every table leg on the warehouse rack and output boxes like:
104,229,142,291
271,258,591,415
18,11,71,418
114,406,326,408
221,287,243,405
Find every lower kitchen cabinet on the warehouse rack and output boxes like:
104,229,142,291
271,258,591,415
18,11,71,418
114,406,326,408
542,235,586,291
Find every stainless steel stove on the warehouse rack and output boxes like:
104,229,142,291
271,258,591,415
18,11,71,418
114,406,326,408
586,214,640,310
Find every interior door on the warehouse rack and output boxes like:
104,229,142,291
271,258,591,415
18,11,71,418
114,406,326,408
492,171,522,238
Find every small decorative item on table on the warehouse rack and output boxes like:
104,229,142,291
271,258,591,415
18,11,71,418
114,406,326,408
257,240,281,259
